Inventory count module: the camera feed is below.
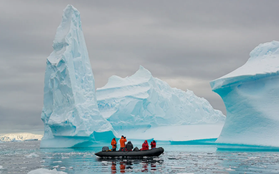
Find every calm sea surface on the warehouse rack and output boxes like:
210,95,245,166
1,141,279,173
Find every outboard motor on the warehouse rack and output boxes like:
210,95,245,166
102,146,109,152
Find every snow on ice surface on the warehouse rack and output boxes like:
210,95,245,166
210,41,279,147
97,66,225,141
41,5,114,148
211,41,279,90
27,168,67,174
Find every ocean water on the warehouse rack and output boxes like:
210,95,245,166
1,141,279,173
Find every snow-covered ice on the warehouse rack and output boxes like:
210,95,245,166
211,40,279,147
40,5,115,148
97,66,225,141
0,133,42,142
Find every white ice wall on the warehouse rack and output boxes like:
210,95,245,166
211,41,279,147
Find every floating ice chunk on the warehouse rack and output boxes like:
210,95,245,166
53,161,62,163
171,166,186,169
27,168,67,174
25,153,39,158
225,168,235,171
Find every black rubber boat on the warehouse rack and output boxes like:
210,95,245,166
95,147,164,157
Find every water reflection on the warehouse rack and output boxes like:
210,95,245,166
96,157,164,173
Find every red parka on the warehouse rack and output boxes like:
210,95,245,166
150,140,156,149
141,140,149,151
111,138,117,149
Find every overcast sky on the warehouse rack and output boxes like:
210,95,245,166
1,1,279,135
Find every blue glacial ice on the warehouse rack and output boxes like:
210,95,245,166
41,5,225,148
40,5,115,148
97,66,225,141
211,41,279,147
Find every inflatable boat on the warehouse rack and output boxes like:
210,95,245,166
95,147,164,157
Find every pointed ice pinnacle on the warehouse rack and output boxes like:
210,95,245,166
41,5,115,148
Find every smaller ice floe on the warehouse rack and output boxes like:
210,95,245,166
101,161,108,165
27,168,67,174
226,168,235,171
60,167,66,170
0,166,3,169
25,153,39,158
53,166,59,169
171,166,185,169
53,161,62,163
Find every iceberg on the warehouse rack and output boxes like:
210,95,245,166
0,133,42,142
41,5,115,148
97,66,225,141
211,41,279,147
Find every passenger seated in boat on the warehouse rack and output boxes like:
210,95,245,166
125,141,133,151
140,140,149,151
119,135,127,151
151,140,156,149
111,138,117,151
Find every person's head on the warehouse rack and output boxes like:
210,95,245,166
128,141,131,144
113,138,115,140
121,135,124,138
144,140,147,143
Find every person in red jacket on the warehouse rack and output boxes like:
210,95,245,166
150,140,156,149
119,135,127,151
111,138,117,151
140,140,149,151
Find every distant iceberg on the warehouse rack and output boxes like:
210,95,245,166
0,133,42,142
40,5,115,148
211,41,279,147
97,66,225,141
